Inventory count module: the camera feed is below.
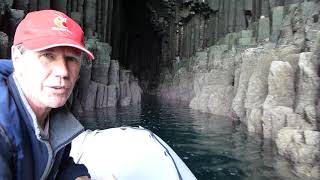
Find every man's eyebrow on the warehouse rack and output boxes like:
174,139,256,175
39,48,81,56
66,53,81,59
66,50,81,57
39,48,56,53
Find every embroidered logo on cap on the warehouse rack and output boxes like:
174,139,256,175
52,14,72,34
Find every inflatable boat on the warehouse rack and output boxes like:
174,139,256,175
70,126,197,180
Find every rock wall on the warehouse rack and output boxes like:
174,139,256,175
151,0,320,76
72,38,142,113
157,1,320,178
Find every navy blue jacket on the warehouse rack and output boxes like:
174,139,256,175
0,60,90,179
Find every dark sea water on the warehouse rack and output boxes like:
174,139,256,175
76,95,309,180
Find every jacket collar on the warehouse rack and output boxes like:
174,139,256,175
49,107,84,152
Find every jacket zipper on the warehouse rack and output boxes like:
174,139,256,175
39,129,84,179
40,140,53,180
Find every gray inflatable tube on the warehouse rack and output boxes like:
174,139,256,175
70,126,197,180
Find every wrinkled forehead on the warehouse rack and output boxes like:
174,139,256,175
38,46,82,57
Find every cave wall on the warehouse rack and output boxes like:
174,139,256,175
155,0,311,69
157,1,320,178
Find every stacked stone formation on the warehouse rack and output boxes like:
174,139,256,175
75,39,142,111
0,31,8,58
157,1,320,178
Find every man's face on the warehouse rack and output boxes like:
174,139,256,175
13,46,81,109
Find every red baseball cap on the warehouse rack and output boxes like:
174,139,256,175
13,10,94,60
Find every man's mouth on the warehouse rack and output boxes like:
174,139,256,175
48,86,70,93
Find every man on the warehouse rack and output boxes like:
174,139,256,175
0,10,94,179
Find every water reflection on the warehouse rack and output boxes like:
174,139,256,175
76,96,309,180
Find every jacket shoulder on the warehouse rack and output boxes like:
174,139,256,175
0,60,13,77
0,123,15,179
0,70,23,147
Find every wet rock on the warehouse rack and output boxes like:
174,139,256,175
71,97,83,114
91,61,110,85
78,60,92,108
51,1,68,13
120,69,130,82
156,1,320,179
232,48,259,121
278,3,306,51
108,60,120,85
13,0,28,10
91,60,110,85
176,69,194,102
38,0,50,10
96,42,112,63
207,45,231,70
246,107,263,135
258,17,270,42
207,45,227,68
295,52,320,117
238,30,256,46
157,65,194,103
191,51,208,72
245,52,275,110
276,128,320,178
190,45,235,116
119,70,131,107
292,6,306,50
120,96,131,107
84,0,96,34
263,61,295,109
304,2,320,52
130,77,142,105
70,12,83,26
244,51,277,131
157,68,173,100
0,0,10,26
190,85,233,116
8,9,24,38
83,81,98,111
0,31,8,58
96,83,107,109
286,111,316,130
278,7,295,46
102,86,108,108
107,85,117,107
271,6,284,41
262,106,293,139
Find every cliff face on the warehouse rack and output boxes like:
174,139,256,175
154,0,313,70
157,0,320,178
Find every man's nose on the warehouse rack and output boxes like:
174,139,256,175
53,56,69,78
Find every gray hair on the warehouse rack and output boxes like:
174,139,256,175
15,44,26,55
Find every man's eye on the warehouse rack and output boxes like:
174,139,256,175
66,56,80,62
41,53,54,59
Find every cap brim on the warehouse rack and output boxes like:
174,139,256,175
21,36,94,60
